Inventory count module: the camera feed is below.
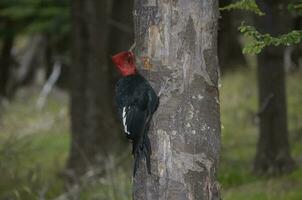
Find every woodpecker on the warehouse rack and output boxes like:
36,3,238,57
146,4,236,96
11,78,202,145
112,51,159,176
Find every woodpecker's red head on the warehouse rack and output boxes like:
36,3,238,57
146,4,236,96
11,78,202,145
112,51,137,76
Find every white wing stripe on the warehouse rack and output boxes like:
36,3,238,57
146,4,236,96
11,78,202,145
122,107,130,135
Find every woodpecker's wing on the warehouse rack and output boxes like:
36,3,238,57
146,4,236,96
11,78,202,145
121,105,147,140
147,88,159,114
115,74,159,176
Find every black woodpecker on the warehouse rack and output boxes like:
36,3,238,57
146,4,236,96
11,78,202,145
112,51,159,176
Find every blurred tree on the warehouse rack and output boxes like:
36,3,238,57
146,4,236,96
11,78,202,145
218,0,246,70
0,0,70,98
0,20,15,99
108,0,134,56
108,0,134,95
221,0,300,176
133,0,221,199
67,0,121,178
106,0,134,147
254,0,295,175
286,1,302,72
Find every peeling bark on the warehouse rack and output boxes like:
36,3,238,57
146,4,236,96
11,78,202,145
133,0,221,199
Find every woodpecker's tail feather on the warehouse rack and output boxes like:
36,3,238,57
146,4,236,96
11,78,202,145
132,135,151,176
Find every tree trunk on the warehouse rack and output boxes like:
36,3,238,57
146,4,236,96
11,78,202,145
67,0,121,178
218,0,246,70
0,21,14,100
108,0,134,55
133,0,221,199
254,0,295,175
108,0,134,96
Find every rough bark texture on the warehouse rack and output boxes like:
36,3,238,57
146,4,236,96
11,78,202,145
133,0,221,199
67,0,120,178
254,0,295,175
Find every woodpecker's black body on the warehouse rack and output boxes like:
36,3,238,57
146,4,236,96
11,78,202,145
115,74,159,176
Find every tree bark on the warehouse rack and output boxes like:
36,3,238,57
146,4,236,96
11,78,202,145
254,0,295,175
133,0,221,199
67,0,121,178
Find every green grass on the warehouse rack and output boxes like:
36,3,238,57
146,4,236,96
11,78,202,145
0,88,69,200
0,87,132,200
220,68,302,199
220,68,259,188
0,68,302,200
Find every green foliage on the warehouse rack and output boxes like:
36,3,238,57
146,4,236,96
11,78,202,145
219,0,265,16
288,0,302,15
221,0,302,54
238,22,302,54
0,88,69,199
0,0,70,37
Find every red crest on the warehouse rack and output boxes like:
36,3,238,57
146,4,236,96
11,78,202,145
112,51,137,76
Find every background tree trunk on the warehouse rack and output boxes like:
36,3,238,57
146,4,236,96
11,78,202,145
218,0,246,71
0,21,14,100
133,0,221,199
108,0,134,95
108,0,134,55
67,0,121,178
254,0,295,175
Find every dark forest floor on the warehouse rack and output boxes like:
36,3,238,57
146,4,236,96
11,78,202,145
0,67,301,200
